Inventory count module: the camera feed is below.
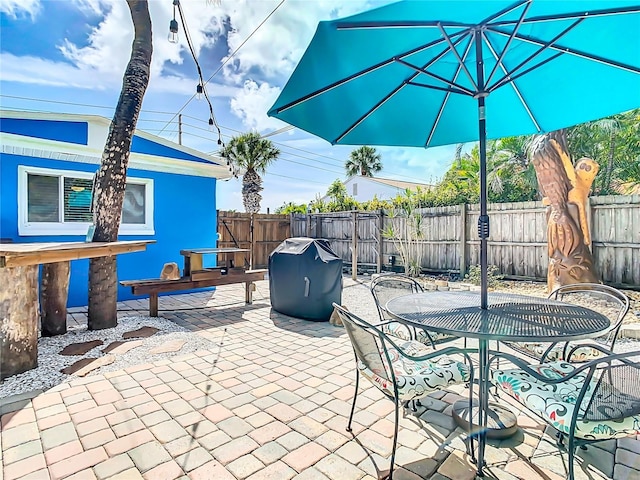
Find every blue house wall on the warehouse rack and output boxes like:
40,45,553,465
1,115,224,308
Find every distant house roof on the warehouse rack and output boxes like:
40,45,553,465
352,176,432,190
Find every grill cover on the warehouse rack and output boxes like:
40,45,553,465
269,237,343,321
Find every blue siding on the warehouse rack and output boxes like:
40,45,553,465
0,153,218,307
132,136,218,165
0,118,88,145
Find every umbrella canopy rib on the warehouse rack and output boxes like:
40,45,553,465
394,57,476,96
273,29,470,114
334,33,473,144
490,51,565,94
335,0,531,32
492,4,640,26
405,82,471,96
481,31,541,133
488,27,640,75
488,18,585,93
485,1,532,86
437,24,478,91
425,37,475,147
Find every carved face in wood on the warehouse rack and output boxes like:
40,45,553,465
575,158,599,184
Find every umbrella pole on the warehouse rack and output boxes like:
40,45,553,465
475,34,489,311
478,97,488,310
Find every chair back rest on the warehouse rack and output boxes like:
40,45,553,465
581,351,640,422
332,304,392,384
548,283,630,348
370,274,424,321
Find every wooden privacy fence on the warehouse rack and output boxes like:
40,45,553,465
290,194,640,288
217,211,290,269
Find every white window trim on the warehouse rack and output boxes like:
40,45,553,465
18,165,155,236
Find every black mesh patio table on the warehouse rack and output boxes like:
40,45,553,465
386,291,611,475
386,291,611,342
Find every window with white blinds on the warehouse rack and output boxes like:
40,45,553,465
18,165,154,236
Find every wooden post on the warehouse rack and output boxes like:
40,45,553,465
459,204,467,277
352,211,358,280
41,261,70,336
0,265,39,380
377,209,384,273
315,214,322,238
149,293,158,317
306,213,312,237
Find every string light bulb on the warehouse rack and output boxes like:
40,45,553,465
196,83,203,100
168,19,179,43
168,0,179,43
208,117,214,131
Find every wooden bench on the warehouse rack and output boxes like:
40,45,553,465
120,269,268,317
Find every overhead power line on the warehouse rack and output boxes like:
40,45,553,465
158,0,287,134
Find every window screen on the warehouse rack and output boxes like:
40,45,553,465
27,174,59,222
353,183,358,196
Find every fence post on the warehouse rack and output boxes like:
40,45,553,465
250,213,256,270
316,214,322,238
377,209,384,273
289,213,293,238
306,213,312,237
352,211,358,280
459,203,467,278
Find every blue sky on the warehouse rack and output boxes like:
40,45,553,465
0,0,462,212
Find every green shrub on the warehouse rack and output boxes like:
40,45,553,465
464,264,504,288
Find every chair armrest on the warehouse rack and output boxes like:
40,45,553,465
488,351,587,384
490,349,640,384
565,342,613,362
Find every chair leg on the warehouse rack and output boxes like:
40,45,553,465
388,394,400,480
346,368,360,433
567,431,576,480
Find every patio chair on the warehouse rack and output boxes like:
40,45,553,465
370,273,458,349
490,346,640,480
332,303,474,480
503,283,629,363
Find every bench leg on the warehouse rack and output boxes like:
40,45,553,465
149,293,159,317
245,282,255,304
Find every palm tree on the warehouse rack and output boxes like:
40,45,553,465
88,0,152,330
345,146,382,177
222,132,280,213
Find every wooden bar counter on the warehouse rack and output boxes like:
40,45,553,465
0,240,153,380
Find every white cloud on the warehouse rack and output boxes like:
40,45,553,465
220,1,376,83
0,0,40,18
0,51,235,98
230,79,286,131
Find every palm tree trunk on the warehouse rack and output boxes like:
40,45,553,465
605,131,615,193
88,0,152,330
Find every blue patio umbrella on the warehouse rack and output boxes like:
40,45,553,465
268,0,640,309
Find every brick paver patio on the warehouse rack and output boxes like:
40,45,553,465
1,278,639,480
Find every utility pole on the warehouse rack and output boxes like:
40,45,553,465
178,114,182,145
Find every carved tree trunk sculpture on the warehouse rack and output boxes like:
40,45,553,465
530,130,600,291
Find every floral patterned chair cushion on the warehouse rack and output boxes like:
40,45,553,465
359,339,470,402
510,342,605,362
492,362,640,440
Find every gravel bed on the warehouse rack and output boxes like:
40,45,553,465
0,316,215,399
